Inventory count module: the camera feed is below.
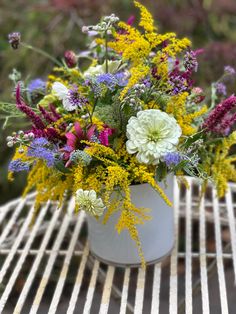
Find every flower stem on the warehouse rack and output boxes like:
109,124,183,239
21,42,63,67
104,30,108,73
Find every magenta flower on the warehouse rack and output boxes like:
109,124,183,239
99,127,113,147
65,122,96,151
16,84,45,130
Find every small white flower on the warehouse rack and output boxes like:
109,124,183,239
126,109,182,165
75,189,105,217
52,82,76,112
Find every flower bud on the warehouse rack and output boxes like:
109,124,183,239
6,136,13,142
7,141,14,147
28,132,35,139
8,32,21,49
82,26,89,33
64,50,78,68
18,147,24,153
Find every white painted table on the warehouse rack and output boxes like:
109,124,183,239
0,177,235,313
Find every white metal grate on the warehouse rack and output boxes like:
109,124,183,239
0,177,236,313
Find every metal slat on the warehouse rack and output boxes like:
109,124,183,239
0,202,36,284
169,177,180,314
225,188,236,282
29,199,75,314
134,268,146,314
48,211,85,314
212,189,229,314
66,243,90,314
119,268,131,314
185,178,193,313
199,191,210,314
151,263,162,314
0,202,49,313
13,204,63,314
0,198,27,247
83,260,100,314
99,266,115,314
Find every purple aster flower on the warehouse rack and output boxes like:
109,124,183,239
168,68,193,95
215,82,227,96
8,32,21,49
142,78,151,88
27,137,56,167
168,72,188,95
28,79,46,94
68,86,88,108
184,50,198,72
224,65,235,76
163,152,182,167
9,159,30,172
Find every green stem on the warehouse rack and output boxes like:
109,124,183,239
21,42,63,67
91,98,98,121
105,31,108,73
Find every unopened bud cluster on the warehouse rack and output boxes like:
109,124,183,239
82,14,119,35
6,131,35,152
122,83,147,111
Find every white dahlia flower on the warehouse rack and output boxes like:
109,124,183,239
126,109,182,165
75,189,105,216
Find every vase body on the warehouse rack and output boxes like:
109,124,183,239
86,175,174,267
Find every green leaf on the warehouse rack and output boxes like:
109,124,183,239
155,162,168,182
172,159,189,172
183,131,204,149
54,161,71,174
183,166,196,177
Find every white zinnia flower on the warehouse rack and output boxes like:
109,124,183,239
75,189,105,217
126,109,182,165
52,82,77,111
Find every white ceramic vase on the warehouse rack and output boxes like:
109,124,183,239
86,175,174,267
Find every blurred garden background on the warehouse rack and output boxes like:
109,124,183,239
0,0,236,204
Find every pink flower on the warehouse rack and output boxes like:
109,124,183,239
99,127,113,147
65,122,96,150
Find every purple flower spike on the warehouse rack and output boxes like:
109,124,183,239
16,84,45,130
184,50,198,72
203,95,236,134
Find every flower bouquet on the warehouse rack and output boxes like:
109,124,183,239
3,1,236,267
